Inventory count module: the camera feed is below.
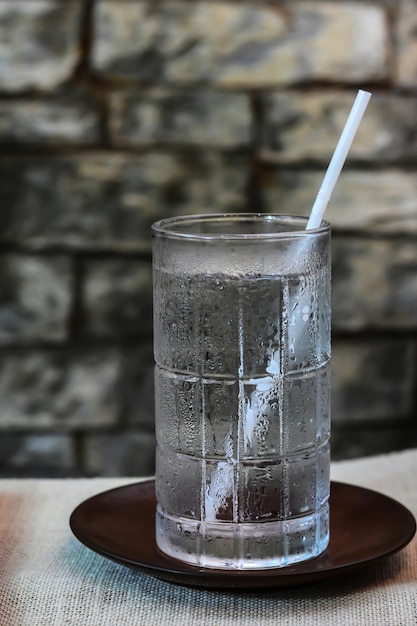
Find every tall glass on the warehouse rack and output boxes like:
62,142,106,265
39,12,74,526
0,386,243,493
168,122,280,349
152,214,331,570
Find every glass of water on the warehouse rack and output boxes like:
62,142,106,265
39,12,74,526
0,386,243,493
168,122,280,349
152,214,331,570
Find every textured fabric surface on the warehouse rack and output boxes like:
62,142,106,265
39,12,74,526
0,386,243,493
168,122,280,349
1,449,417,626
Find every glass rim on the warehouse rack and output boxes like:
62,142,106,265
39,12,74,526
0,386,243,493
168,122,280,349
152,213,331,241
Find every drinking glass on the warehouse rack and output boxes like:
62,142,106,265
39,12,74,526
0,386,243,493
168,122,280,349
152,214,331,569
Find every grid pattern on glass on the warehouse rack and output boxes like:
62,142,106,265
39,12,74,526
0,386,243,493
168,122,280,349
154,269,330,521
153,216,331,568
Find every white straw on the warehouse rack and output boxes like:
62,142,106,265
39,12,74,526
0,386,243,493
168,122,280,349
208,89,372,521
306,89,372,230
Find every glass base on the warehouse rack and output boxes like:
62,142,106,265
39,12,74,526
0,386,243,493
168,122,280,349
156,504,329,570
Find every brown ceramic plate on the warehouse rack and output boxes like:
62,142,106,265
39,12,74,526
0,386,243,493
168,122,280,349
69,480,416,590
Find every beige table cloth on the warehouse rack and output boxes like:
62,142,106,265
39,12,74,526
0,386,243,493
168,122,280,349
1,448,417,626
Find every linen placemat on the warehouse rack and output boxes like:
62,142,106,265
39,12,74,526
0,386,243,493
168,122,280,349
1,449,416,626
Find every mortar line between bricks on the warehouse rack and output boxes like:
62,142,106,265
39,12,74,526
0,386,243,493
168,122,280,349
72,0,95,84
411,337,417,417
67,256,85,342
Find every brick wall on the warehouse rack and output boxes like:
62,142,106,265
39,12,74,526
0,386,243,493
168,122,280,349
0,0,416,477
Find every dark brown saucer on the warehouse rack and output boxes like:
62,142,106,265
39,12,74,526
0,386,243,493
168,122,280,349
69,480,416,590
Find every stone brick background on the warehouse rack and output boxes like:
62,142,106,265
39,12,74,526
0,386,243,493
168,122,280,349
0,0,416,477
